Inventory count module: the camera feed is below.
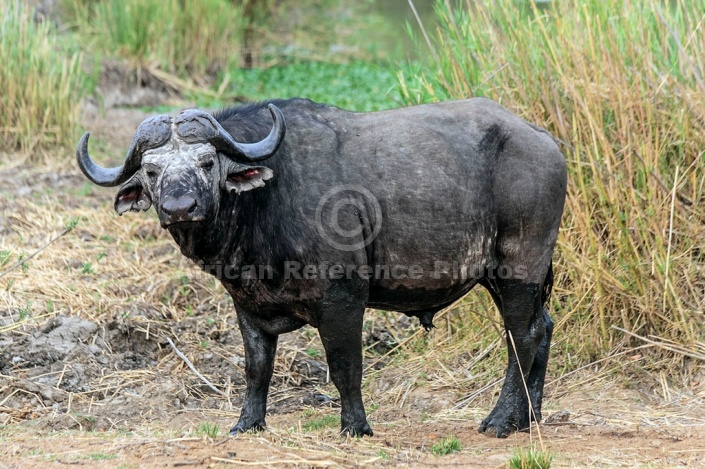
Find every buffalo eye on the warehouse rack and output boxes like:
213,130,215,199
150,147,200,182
200,160,215,171
143,163,160,182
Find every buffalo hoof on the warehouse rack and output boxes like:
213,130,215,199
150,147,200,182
478,408,528,438
229,420,266,436
340,421,374,437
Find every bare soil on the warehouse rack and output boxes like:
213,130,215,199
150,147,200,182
1,104,704,468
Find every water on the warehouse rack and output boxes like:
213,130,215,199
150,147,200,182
352,0,437,60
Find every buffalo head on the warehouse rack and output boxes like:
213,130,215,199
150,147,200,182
76,105,285,228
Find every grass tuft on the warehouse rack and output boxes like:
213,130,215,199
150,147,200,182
87,452,116,461
508,447,554,469
195,421,219,438
431,435,461,456
302,414,339,432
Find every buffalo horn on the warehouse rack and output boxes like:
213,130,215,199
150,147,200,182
176,104,285,163
76,115,172,187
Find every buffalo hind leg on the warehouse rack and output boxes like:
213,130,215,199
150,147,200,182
526,307,553,422
478,278,549,438
229,311,278,435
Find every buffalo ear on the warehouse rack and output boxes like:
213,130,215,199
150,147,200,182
225,165,274,194
114,177,152,215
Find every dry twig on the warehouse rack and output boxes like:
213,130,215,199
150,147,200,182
612,326,705,362
0,225,74,279
166,337,228,397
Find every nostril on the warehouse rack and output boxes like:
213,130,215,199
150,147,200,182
162,196,198,219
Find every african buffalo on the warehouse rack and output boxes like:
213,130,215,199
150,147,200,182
77,98,567,438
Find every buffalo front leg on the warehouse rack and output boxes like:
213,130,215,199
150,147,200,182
478,279,547,438
318,300,372,437
229,311,278,435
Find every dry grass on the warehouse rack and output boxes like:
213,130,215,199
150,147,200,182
397,0,705,371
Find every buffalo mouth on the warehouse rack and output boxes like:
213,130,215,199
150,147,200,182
161,217,206,229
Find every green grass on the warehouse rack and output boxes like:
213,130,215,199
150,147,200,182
88,452,116,461
508,447,553,469
0,0,85,154
210,61,399,112
431,435,461,456
17,303,31,320
195,421,219,438
133,60,399,113
0,250,11,267
301,414,339,432
396,0,705,367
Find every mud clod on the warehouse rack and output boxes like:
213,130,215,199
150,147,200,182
2,316,98,369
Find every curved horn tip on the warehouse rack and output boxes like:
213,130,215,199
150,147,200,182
76,132,90,160
267,104,285,121
78,131,90,146
76,130,133,188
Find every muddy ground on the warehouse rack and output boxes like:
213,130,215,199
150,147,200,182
2,303,704,468
2,299,704,468
2,82,705,468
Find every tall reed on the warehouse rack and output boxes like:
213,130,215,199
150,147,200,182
397,0,705,362
0,0,85,154
62,0,246,77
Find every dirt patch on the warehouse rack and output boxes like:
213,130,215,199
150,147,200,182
2,390,705,468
